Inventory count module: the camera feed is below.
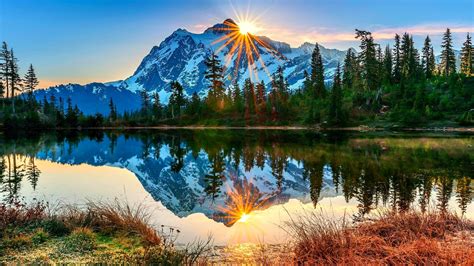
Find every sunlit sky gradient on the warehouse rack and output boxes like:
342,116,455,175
0,0,472,88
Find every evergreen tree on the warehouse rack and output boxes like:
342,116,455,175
383,45,393,84
393,34,402,83
169,81,185,119
243,78,256,121
108,98,117,121
8,49,21,113
311,43,325,97
23,64,39,100
232,79,244,113
422,36,435,78
204,53,225,109
440,28,456,76
355,29,378,91
187,92,201,116
0,42,11,98
342,49,356,89
460,33,473,75
139,88,150,114
151,91,162,120
329,63,344,125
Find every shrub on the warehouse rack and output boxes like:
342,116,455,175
62,227,97,253
32,228,49,245
42,218,70,236
2,234,33,250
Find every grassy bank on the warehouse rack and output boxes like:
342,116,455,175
0,200,211,264
287,210,474,265
1,200,473,264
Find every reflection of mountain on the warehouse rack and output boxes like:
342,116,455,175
1,130,472,223
34,135,336,221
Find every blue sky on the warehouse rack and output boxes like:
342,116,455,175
0,0,472,87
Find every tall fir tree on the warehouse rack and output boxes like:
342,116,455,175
440,28,456,76
23,64,39,100
355,29,378,91
383,45,393,84
108,98,117,121
421,36,435,78
342,49,356,89
392,34,402,83
8,49,21,113
329,63,344,125
232,79,244,113
204,53,225,109
139,88,150,114
151,91,162,119
460,33,473,75
311,43,325,97
0,42,11,98
169,81,185,119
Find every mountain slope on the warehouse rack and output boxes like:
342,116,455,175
36,19,350,114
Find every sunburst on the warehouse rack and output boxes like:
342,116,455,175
214,179,274,226
211,16,284,83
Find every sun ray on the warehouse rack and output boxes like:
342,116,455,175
210,15,283,83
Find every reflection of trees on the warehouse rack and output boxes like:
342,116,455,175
456,177,473,214
25,157,41,190
0,130,472,218
1,154,26,202
204,151,225,201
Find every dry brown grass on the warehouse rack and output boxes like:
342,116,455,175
61,199,161,246
287,210,474,265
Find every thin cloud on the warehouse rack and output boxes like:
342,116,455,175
258,24,473,47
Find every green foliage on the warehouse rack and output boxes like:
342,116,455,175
62,227,97,253
31,228,49,245
41,218,70,236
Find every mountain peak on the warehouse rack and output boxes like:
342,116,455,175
204,18,237,34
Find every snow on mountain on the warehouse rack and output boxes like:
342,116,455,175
36,19,350,114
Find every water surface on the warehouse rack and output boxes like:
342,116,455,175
0,130,472,245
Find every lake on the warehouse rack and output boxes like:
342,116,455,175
0,130,472,246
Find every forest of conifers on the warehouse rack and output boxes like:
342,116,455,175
0,28,473,130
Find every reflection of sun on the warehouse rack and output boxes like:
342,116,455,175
238,212,251,223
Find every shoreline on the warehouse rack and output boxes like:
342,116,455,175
74,125,474,133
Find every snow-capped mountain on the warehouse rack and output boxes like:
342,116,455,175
36,19,350,114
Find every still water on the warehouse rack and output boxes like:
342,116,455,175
0,130,472,245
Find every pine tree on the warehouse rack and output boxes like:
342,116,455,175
460,33,473,75
0,42,11,98
232,79,244,113
243,78,256,121
342,49,356,89
8,49,21,113
422,36,435,78
355,29,378,91
187,92,201,116
440,28,456,76
109,98,117,121
24,64,39,101
311,43,325,97
393,34,402,83
204,53,225,109
151,91,162,119
329,63,344,125
139,88,150,114
169,81,185,119
383,45,393,84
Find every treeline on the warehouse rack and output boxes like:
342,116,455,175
117,28,474,127
1,28,473,130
